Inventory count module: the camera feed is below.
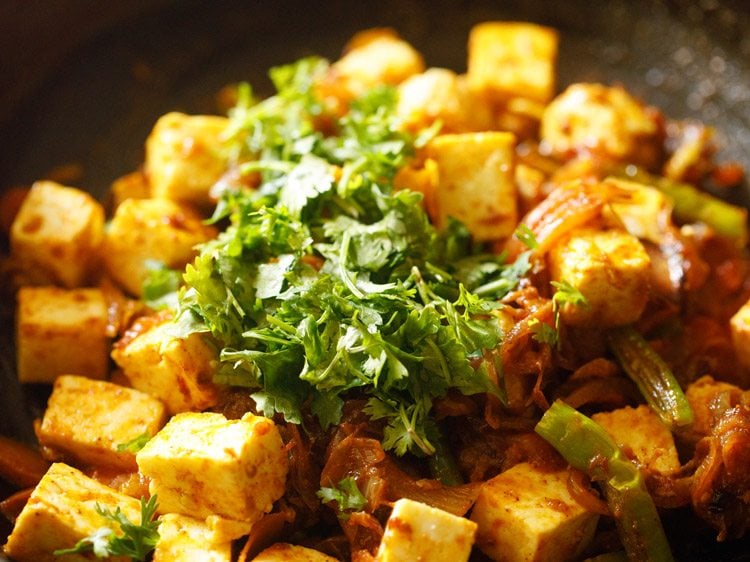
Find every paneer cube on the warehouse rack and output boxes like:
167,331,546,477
396,68,492,133
374,498,476,562
146,112,229,209
471,462,598,562
136,412,288,523
541,83,661,168
111,317,220,414
102,198,216,296
549,227,651,327
467,22,558,104
37,375,167,471
16,286,109,383
252,543,339,562
426,132,517,241
10,181,104,288
4,462,141,562
153,513,232,562
316,28,424,111
592,405,680,474
730,297,750,369
110,170,151,209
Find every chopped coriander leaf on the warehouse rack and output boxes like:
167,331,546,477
142,260,182,310
54,495,160,561
317,476,368,518
116,432,152,453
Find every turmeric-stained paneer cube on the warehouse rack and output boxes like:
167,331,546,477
317,28,424,109
253,543,339,562
37,375,167,471
592,405,680,474
730,297,750,369
146,112,229,208
471,462,598,562
467,22,558,104
10,181,104,288
541,83,661,168
102,198,216,296
4,462,141,562
374,498,476,562
16,286,109,383
136,412,288,523
426,132,517,241
111,317,220,414
153,513,232,562
396,68,492,133
549,228,651,327
110,170,151,209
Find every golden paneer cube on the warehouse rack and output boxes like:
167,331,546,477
541,83,661,167
16,286,109,383
730,297,750,369
549,228,651,327
317,28,424,109
467,22,558,104
102,198,216,296
396,68,492,133
253,543,339,562
153,513,232,562
4,462,141,562
111,318,220,414
426,132,517,242
37,375,167,471
471,462,598,562
146,112,229,208
136,412,288,523
10,180,104,288
592,405,680,474
110,170,151,209
374,498,477,562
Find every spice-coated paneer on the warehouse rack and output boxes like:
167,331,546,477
730,297,750,370
426,131,517,242
374,498,477,562
549,227,651,327
110,170,151,209
146,112,230,209
102,198,216,296
111,318,220,414
541,83,661,168
37,375,167,471
136,412,288,523
252,543,339,562
471,462,598,562
152,513,232,562
3,462,141,562
467,22,558,104
10,181,104,288
592,405,680,474
15,286,109,383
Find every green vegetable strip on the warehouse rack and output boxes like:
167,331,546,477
606,325,694,429
427,431,464,486
535,401,674,562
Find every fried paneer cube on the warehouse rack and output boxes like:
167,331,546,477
426,131,517,242
730,297,750,369
136,412,288,523
592,405,680,474
10,181,104,288
549,227,651,327
111,318,220,414
16,286,109,383
102,198,216,297
152,513,232,562
471,462,598,562
3,462,141,562
467,22,558,105
37,375,167,471
252,543,339,562
145,112,230,209
374,498,477,562
541,83,661,168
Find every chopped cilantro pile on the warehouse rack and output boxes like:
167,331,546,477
176,57,531,456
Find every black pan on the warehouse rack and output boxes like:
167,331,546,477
1,0,749,559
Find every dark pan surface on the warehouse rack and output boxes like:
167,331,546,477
1,0,749,559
